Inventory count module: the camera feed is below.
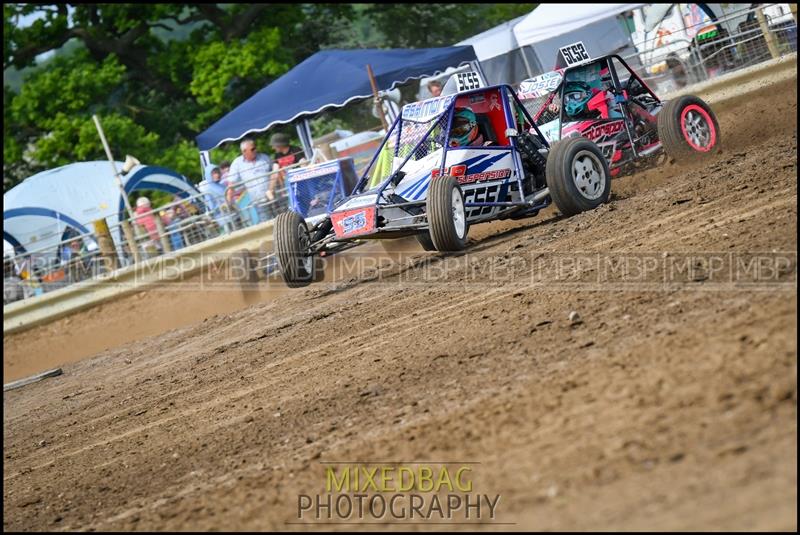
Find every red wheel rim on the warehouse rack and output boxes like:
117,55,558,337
680,104,716,152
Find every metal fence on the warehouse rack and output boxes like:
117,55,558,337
5,4,797,305
620,3,797,96
3,161,303,305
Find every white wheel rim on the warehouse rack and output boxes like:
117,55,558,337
572,150,606,201
297,222,312,273
451,187,466,238
684,110,711,148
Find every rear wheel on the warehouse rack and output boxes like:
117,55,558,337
657,95,720,158
545,137,611,217
426,176,469,252
273,211,315,287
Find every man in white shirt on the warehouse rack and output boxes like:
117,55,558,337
227,138,273,224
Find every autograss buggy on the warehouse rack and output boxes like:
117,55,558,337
517,53,720,178
274,76,612,287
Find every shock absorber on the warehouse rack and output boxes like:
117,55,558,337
311,217,333,243
517,132,548,189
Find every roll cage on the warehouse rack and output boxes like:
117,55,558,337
546,55,662,158
349,84,551,213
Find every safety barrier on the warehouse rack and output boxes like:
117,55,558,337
4,14,798,333
662,50,796,104
3,217,276,335
621,3,797,96
4,157,302,305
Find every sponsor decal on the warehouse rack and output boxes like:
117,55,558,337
488,93,502,111
600,143,617,161
431,165,511,185
582,120,624,142
288,161,340,182
518,71,563,99
402,95,456,122
331,206,376,238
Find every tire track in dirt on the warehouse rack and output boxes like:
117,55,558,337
3,75,796,531
4,287,516,484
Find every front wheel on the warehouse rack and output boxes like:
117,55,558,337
545,137,611,217
273,211,315,287
657,95,720,158
415,231,436,251
426,176,469,252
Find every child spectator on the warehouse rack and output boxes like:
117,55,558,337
134,197,160,242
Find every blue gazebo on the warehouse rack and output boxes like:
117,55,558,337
196,46,482,157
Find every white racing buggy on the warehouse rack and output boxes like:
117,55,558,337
273,73,612,287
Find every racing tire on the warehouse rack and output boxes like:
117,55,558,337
545,137,611,217
426,175,469,252
416,231,436,251
273,211,316,288
657,95,720,158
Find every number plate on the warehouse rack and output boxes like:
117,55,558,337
331,206,376,238
455,71,484,92
558,41,591,67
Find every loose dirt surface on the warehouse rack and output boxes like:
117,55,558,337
3,78,797,531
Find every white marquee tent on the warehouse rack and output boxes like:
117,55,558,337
514,4,645,46
448,3,647,87
513,3,644,70
4,161,198,257
456,14,542,85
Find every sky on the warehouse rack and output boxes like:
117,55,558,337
13,6,76,61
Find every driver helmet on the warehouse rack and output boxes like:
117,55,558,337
563,81,593,118
450,107,480,147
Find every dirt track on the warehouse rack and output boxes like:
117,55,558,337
3,77,797,531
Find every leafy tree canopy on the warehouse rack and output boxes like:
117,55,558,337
4,3,536,193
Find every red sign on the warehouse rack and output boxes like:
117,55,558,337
331,206,377,238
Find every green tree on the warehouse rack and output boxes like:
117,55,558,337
4,4,326,189
366,4,537,48
4,3,536,194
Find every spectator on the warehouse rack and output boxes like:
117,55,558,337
268,133,307,218
428,79,443,97
65,238,86,283
134,197,160,243
171,194,209,244
371,89,401,125
199,166,235,234
160,207,185,251
3,265,24,304
60,238,75,265
219,160,232,181
227,138,273,224
4,252,25,304
198,166,226,212
219,160,236,206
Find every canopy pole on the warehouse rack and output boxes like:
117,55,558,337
366,64,388,131
304,119,314,160
93,114,135,222
199,150,210,177
295,120,313,160
519,46,534,79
